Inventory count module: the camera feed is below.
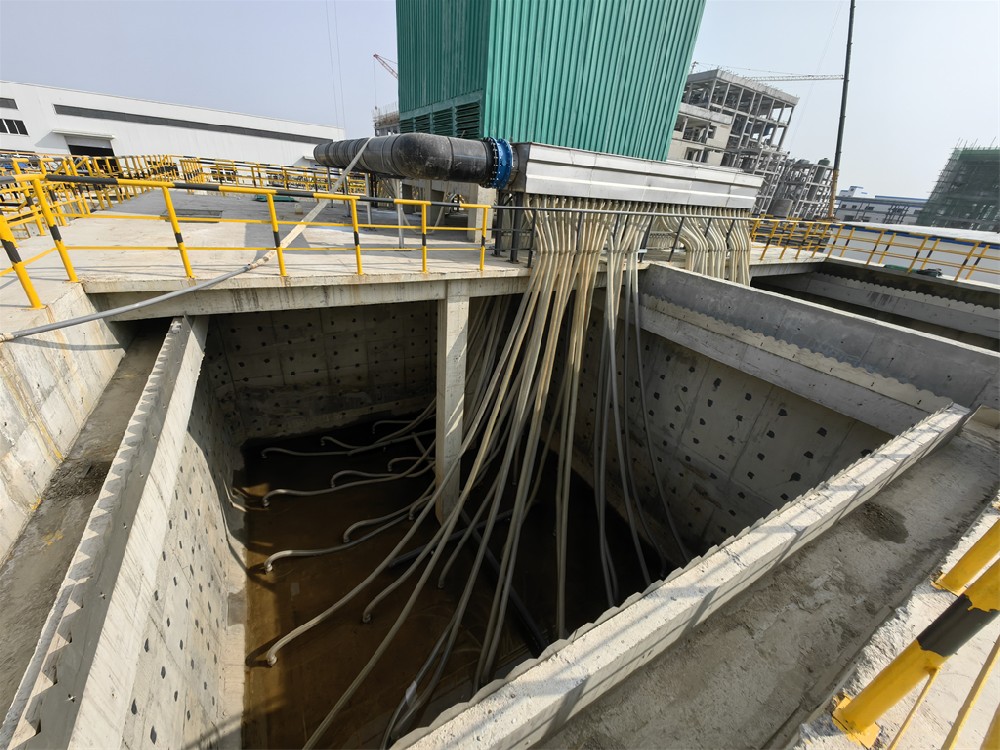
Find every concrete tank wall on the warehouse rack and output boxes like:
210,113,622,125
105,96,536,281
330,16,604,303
0,285,131,562
203,302,438,443
1,316,245,749
569,316,889,552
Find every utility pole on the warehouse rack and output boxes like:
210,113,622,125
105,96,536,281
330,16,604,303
827,0,856,219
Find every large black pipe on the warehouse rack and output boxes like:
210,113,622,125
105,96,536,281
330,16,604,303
313,133,516,189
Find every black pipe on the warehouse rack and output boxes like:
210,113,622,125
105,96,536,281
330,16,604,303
313,133,516,189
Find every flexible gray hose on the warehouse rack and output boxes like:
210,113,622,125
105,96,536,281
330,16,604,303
0,258,271,342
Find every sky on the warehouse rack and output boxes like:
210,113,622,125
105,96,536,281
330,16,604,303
1,0,997,198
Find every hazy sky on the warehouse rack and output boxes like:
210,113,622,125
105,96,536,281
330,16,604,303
1,0,997,198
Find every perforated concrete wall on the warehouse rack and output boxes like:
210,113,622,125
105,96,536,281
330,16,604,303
204,302,437,442
1,317,244,750
572,317,889,551
0,285,130,562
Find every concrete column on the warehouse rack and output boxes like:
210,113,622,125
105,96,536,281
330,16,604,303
435,291,469,521
466,185,496,242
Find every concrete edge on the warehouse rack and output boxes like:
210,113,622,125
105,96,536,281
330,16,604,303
396,404,969,750
0,317,196,749
69,317,208,745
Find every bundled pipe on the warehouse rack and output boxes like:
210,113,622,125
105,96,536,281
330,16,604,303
255,196,700,749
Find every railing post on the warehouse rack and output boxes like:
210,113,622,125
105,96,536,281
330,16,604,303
906,235,930,271
265,193,287,277
877,231,897,263
160,187,194,279
955,241,981,280
827,223,844,256
669,216,686,263
920,237,941,269
0,214,43,309
349,197,364,275
31,177,78,282
478,205,489,271
934,520,1000,595
965,241,993,280
865,229,887,265
759,218,780,260
420,201,428,273
832,559,1000,747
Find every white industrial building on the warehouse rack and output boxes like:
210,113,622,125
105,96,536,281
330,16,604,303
0,81,344,165
835,185,927,225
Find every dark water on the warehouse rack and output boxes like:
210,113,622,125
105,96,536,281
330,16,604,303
240,418,654,749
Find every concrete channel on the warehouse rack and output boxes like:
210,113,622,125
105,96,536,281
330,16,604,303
1,255,996,749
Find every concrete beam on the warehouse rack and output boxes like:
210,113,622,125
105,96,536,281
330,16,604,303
643,264,1000,412
765,271,1000,341
435,291,469,521
88,273,533,322
638,295,946,434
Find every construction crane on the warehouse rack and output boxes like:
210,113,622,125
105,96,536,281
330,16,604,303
751,74,843,82
373,54,398,80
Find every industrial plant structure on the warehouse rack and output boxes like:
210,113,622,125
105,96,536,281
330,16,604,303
835,186,926,225
670,68,834,218
0,3,998,750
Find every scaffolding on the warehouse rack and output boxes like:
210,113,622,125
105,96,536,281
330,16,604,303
917,146,1000,232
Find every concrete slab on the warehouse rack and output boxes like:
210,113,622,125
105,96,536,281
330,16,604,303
537,420,998,750
397,405,970,750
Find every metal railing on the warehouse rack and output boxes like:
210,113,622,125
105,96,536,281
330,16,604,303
2,152,997,309
0,151,370,239
832,517,1000,749
0,171,492,308
750,216,1000,282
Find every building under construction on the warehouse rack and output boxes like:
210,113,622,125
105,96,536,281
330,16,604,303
917,146,1000,232
671,68,833,218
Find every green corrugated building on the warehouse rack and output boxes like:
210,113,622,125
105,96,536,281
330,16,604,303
396,0,707,162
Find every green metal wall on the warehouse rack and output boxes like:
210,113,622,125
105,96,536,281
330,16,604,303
397,0,490,137
396,0,706,161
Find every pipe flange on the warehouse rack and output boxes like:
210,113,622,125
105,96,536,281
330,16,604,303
483,137,513,189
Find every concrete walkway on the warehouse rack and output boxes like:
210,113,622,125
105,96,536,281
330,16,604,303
537,419,998,750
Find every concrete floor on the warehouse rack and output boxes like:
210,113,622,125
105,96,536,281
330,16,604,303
797,496,1000,750
537,421,999,750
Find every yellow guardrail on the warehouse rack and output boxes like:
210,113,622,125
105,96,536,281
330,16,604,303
0,171,492,306
832,518,1000,749
1,151,368,240
749,217,1000,282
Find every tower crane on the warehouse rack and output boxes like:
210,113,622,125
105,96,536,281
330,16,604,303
373,54,398,80
751,74,843,82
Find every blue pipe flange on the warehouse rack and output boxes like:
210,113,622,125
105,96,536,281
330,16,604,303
483,137,514,189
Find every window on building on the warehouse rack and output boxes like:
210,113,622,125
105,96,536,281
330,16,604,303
0,118,28,135
685,148,702,161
